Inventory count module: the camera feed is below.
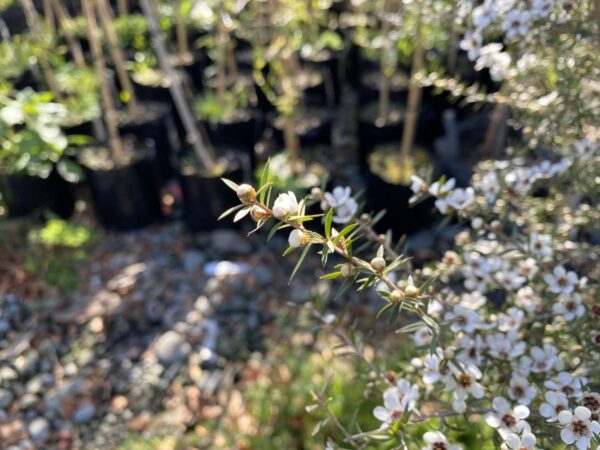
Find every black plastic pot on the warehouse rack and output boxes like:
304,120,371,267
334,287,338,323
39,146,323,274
177,152,246,232
119,102,180,182
270,109,332,148
204,110,263,173
364,169,435,237
357,70,410,107
83,145,163,231
0,169,75,219
302,53,340,107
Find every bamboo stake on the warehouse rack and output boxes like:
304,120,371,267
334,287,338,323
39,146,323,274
95,0,140,120
140,0,216,171
20,0,63,100
399,2,424,164
82,0,124,159
174,0,190,58
50,0,86,69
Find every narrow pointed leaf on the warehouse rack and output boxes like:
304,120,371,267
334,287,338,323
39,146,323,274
289,243,312,283
222,178,239,192
233,206,251,222
218,203,246,221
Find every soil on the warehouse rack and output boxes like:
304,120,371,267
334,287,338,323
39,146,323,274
368,144,431,185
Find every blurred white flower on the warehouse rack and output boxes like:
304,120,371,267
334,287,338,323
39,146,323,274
544,266,578,294
539,391,570,421
321,186,358,224
273,191,299,219
558,407,600,449
421,431,462,450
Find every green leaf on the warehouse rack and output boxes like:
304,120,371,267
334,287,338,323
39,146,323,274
397,321,427,334
267,222,283,241
283,246,297,257
387,303,400,327
333,223,358,242
320,271,342,280
221,178,239,192
255,181,273,199
324,208,333,239
289,243,312,284
334,276,355,300
218,203,246,221
233,206,251,222
259,158,271,203
376,245,384,259
376,301,395,319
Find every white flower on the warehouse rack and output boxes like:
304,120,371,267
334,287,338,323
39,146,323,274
518,258,538,279
373,380,419,429
472,2,496,29
456,334,485,366
422,351,447,385
553,293,585,321
545,372,588,399
539,391,570,421
421,431,462,450
446,188,475,211
519,344,563,374
581,392,600,415
321,186,358,224
0,103,25,125
559,407,600,449
460,31,482,60
429,178,456,197
504,430,537,450
413,326,434,346
445,363,485,412
486,331,526,361
502,10,531,39
508,375,537,405
516,287,540,313
476,171,500,204
459,291,487,310
272,191,299,219
485,397,531,440
288,229,308,248
544,266,578,294
445,305,483,334
531,0,554,17
529,233,553,259
498,308,524,332
476,44,511,81
410,175,428,194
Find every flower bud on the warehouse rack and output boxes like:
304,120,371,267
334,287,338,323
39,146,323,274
404,276,419,297
340,262,355,277
389,289,403,303
370,257,386,272
471,217,484,230
236,184,256,203
250,205,271,221
491,220,502,232
288,229,309,248
444,346,456,359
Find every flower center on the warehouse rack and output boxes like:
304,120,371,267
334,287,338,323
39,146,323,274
432,443,447,450
571,419,589,437
502,414,517,428
565,301,576,312
562,386,575,396
555,404,566,414
557,277,568,287
512,386,525,398
583,395,600,411
391,410,403,421
458,373,472,388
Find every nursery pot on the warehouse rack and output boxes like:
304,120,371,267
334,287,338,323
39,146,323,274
365,169,435,237
119,101,180,182
176,150,246,232
270,108,333,148
0,169,75,219
204,109,264,173
82,144,163,231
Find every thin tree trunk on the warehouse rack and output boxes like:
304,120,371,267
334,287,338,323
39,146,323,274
483,104,509,157
20,0,63,100
117,0,128,16
174,0,189,58
140,0,216,171
283,115,300,163
51,0,85,69
82,0,123,160
378,12,391,123
96,0,140,120
216,20,228,104
42,0,55,38
400,4,424,165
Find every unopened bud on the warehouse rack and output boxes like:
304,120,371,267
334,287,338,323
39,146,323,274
370,257,386,272
237,184,256,203
340,263,355,277
471,217,484,230
288,229,309,248
389,289,404,303
404,276,419,297
444,346,456,359
310,187,323,199
250,205,271,221
491,220,502,232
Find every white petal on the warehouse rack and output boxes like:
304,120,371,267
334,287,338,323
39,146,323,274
493,396,510,413
514,405,530,419
373,406,390,422
560,428,575,444
558,410,573,425
485,413,501,428
575,406,591,420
